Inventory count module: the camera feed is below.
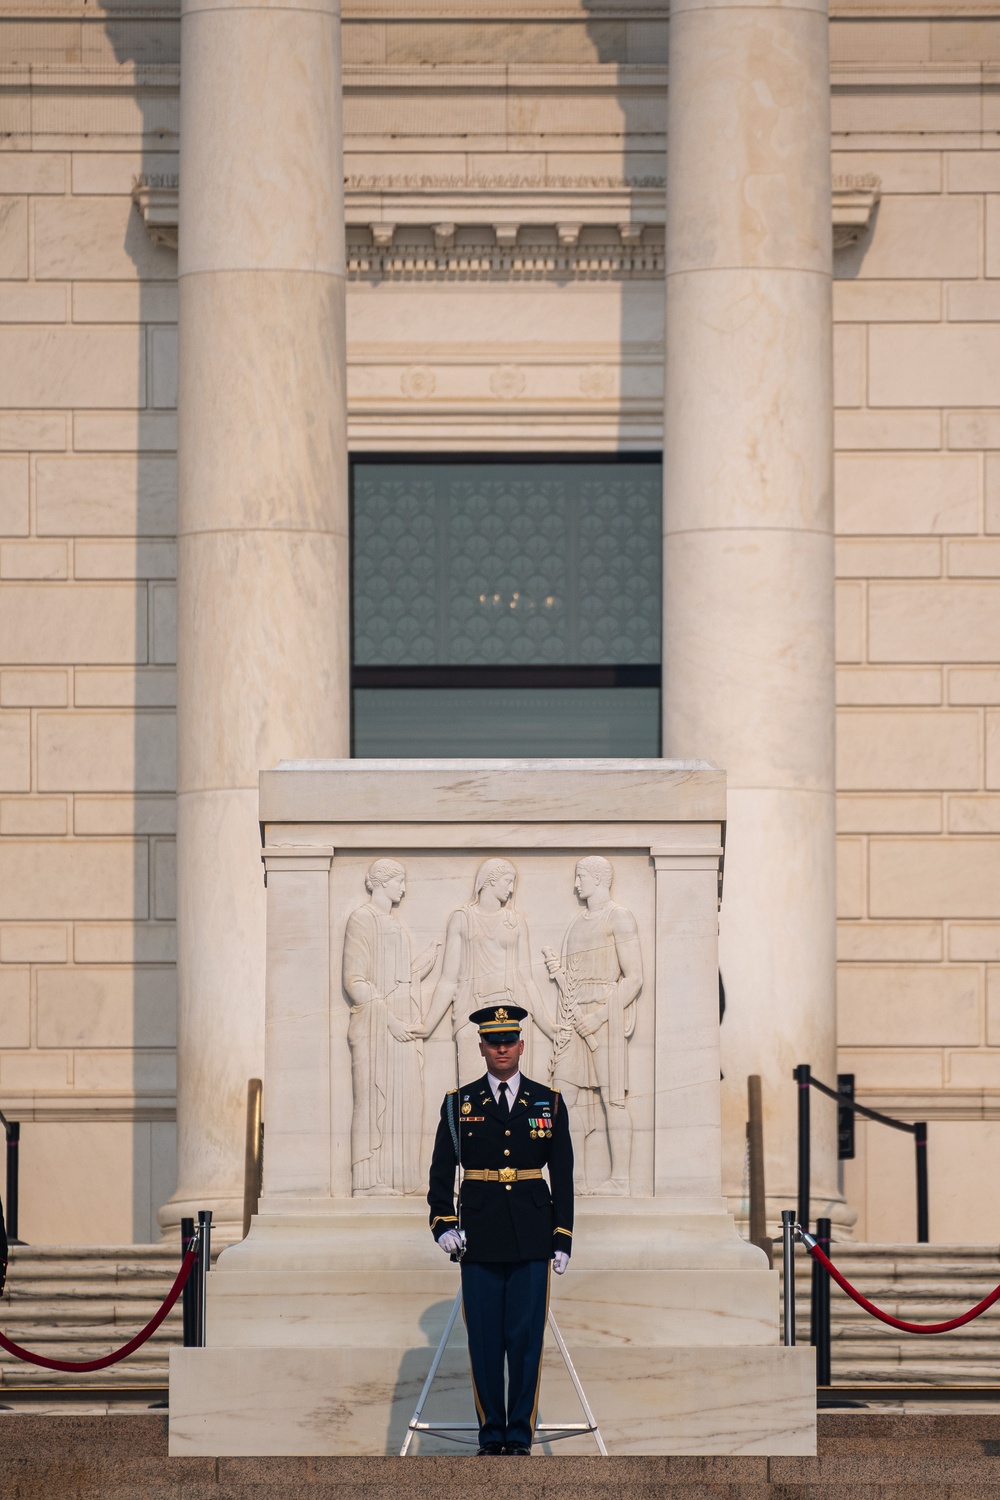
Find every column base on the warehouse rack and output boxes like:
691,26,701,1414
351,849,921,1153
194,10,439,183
726,1194,858,1238
157,1190,245,1243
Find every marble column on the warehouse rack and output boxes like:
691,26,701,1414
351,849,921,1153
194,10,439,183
662,0,843,1224
162,0,349,1234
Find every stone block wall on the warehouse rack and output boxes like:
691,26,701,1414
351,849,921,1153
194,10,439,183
831,22,1000,1234
0,75,179,1241
0,1,998,1244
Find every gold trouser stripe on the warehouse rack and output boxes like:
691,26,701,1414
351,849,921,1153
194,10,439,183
462,1168,543,1182
529,1261,552,1440
460,1289,486,1425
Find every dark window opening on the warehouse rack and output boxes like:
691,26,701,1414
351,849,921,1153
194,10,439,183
350,455,662,757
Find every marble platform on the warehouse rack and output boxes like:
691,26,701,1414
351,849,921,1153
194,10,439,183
169,761,816,1455
169,1343,815,1456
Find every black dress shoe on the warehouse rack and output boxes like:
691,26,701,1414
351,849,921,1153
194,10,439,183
504,1444,531,1455
477,1442,505,1455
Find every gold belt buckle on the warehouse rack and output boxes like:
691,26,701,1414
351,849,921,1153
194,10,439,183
499,1167,516,1183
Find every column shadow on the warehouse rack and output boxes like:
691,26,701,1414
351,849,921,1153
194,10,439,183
103,4,180,1244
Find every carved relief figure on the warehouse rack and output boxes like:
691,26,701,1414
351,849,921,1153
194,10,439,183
342,859,439,1196
420,858,552,1085
543,857,642,1196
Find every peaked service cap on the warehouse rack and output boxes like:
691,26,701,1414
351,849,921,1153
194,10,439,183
470,1004,527,1037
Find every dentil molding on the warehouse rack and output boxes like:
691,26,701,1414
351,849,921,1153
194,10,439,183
349,232,665,279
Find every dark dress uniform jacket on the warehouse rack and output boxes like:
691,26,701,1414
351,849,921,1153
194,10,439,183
428,1073,573,1263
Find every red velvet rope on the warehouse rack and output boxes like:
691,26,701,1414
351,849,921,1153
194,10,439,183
0,1245,198,1372
805,1239,1000,1334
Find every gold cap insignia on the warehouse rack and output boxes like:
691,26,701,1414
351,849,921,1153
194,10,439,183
495,1007,509,1021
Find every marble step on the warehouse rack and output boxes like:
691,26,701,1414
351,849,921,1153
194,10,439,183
0,1366,165,1389
0,1321,181,1342
0,1245,190,1388
3,1412,1000,1494
813,1305,1000,1324
6,1245,182,1262
4,1239,1000,1391
4,1300,184,1321
779,1242,1000,1386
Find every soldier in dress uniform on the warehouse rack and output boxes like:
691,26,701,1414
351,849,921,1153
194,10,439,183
427,1003,574,1456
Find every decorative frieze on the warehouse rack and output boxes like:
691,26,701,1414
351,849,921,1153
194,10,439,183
399,365,437,398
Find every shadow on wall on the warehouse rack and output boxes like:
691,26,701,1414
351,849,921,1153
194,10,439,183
0,11,180,1247
108,8,180,1245
389,1296,470,1456
13,9,183,1246
832,199,882,284
581,1,667,456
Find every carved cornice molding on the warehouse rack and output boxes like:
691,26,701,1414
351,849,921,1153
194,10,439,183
134,172,882,262
131,173,178,250
0,62,179,85
854,1089,1000,1123
831,172,882,248
1,1092,176,1123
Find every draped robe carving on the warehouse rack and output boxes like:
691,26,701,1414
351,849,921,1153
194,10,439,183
343,871,425,1195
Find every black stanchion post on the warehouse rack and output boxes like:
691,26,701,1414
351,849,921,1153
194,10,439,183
781,1209,796,1346
810,1219,818,1359
193,1218,202,1348
915,1123,929,1244
6,1121,20,1245
181,1217,197,1347
812,1217,831,1387
836,1073,855,1161
197,1209,212,1348
793,1064,811,1233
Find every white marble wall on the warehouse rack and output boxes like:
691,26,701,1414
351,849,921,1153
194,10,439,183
832,137,1000,1240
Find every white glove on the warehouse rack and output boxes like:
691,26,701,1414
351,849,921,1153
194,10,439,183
438,1229,463,1255
553,1251,569,1275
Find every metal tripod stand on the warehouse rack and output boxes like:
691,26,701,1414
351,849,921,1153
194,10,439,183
400,1287,607,1455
